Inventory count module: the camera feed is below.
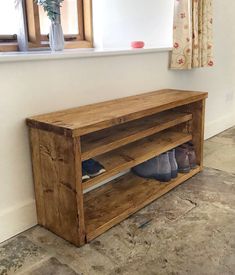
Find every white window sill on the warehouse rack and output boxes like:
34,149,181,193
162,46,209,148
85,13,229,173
0,47,172,63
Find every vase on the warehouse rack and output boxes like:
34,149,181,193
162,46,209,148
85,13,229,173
49,5,64,51
49,22,64,51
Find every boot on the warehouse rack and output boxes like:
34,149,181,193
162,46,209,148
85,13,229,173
175,147,190,173
155,152,171,182
168,149,178,178
181,143,197,169
132,157,158,178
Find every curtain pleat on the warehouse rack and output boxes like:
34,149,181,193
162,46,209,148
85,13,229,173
171,0,213,70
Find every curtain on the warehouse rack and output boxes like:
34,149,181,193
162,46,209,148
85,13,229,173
170,0,213,69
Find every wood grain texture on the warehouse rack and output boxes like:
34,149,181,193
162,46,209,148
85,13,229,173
26,89,208,137
29,128,46,225
193,100,206,168
174,99,206,168
81,111,192,160
29,129,84,246
84,167,201,241
83,130,192,190
27,89,207,246
73,137,86,245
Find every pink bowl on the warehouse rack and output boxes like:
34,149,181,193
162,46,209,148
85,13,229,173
131,41,145,49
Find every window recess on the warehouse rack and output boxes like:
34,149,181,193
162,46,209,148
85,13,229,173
0,0,93,52
0,0,18,51
26,0,93,50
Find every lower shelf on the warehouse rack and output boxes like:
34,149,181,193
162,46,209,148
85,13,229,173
83,130,192,190
84,166,201,241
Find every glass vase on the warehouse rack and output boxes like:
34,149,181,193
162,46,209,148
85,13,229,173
49,4,64,51
49,22,64,51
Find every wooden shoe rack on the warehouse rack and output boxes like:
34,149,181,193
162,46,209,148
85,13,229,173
26,89,208,246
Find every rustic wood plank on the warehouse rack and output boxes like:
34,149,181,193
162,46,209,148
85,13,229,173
29,128,46,225
191,100,206,168
26,89,208,136
84,167,201,241
174,99,206,168
32,129,84,246
83,130,192,190
26,89,207,246
81,111,192,160
73,137,86,245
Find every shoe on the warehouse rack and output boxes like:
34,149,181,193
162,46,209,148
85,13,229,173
132,157,158,178
175,147,190,173
155,152,171,182
180,143,197,169
168,149,178,178
82,159,106,177
82,168,90,182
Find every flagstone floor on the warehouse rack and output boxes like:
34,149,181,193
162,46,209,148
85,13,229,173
1,127,235,275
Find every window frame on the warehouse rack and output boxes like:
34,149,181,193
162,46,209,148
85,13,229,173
0,0,93,52
0,35,18,51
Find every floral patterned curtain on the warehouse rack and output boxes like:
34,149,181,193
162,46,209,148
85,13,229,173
170,0,213,69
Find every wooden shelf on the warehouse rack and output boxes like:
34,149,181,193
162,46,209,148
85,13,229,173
81,111,192,160
27,89,207,246
26,89,207,137
83,130,192,190
84,167,201,241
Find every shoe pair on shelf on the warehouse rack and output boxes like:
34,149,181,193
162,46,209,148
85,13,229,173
82,159,106,181
132,149,178,182
175,142,197,173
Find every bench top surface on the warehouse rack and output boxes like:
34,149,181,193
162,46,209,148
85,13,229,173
26,89,208,136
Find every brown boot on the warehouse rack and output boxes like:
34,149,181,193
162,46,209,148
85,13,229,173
180,143,197,169
175,147,190,173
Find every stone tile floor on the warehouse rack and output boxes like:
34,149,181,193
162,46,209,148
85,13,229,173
204,127,235,173
1,127,235,275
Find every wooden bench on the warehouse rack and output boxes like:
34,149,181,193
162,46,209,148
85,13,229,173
26,89,208,246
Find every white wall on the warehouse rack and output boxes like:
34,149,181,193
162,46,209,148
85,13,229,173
0,0,235,243
92,0,174,49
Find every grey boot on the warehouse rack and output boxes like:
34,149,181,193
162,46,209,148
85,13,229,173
132,157,158,178
175,147,190,173
180,143,197,169
155,153,171,182
169,149,178,178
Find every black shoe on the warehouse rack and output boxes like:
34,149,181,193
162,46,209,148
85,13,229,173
82,168,90,182
82,159,106,177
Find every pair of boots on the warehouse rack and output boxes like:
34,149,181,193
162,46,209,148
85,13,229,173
175,143,197,173
132,149,178,182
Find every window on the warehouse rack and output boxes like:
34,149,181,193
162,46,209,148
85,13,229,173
0,1,17,35
0,0,93,52
26,0,92,49
39,1,80,35
92,0,174,49
0,0,18,51
1,0,174,53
